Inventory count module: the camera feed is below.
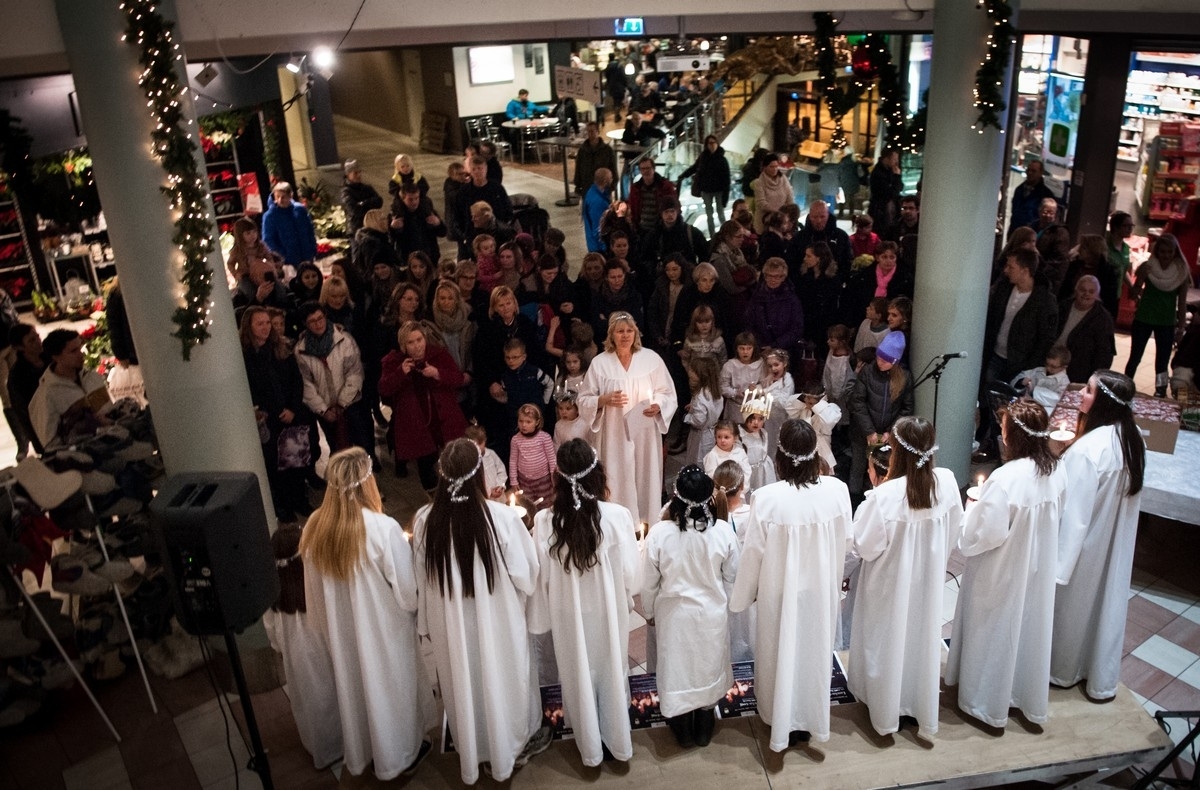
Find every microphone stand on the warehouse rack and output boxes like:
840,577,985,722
911,355,965,426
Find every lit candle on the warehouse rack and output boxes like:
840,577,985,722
966,474,984,502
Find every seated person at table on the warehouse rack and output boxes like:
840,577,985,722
506,89,548,120
623,112,666,147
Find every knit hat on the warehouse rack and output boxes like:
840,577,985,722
344,158,361,175
877,332,906,364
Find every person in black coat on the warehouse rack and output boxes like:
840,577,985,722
1057,275,1116,383
240,306,316,522
677,136,732,237
868,148,903,240
340,159,384,244
472,285,540,460
791,200,852,281
352,209,402,277
669,262,736,345
389,182,447,263
640,198,710,274
842,241,914,328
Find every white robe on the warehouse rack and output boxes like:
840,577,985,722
725,502,756,663
413,500,541,785
640,518,739,717
262,609,343,769
704,444,752,486
739,428,775,492
553,416,591,448
848,469,964,738
529,502,640,766
684,388,723,466
945,458,1067,728
303,509,428,780
729,477,852,749
577,349,678,524
1051,425,1143,699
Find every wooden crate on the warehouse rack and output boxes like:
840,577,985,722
420,111,449,154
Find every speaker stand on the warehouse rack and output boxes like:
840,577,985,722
223,629,275,790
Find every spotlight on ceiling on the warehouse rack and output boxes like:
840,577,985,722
892,0,924,21
194,63,218,88
699,40,711,51
286,55,304,74
312,46,335,71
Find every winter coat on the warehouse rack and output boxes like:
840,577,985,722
744,282,804,351
378,344,468,460
679,147,732,201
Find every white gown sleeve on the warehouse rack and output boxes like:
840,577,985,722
640,529,663,621
852,491,891,563
958,478,1012,557
382,515,420,613
729,504,763,613
1056,447,1099,584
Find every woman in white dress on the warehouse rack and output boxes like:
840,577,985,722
529,440,640,766
413,439,552,784
848,417,963,739
1052,370,1145,700
299,448,431,781
945,400,1068,728
642,465,739,749
730,419,853,750
577,312,678,524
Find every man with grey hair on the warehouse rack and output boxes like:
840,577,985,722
1056,274,1116,383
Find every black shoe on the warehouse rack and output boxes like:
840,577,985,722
788,730,811,746
898,715,919,730
601,743,616,762
692,708,716,747
666,713,695,749
401,740,432,777
1155,386,1167,398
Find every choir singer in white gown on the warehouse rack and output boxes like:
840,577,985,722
848,416,963,739
945,400,1067,728
529,440,640,766
730,419,853,750
413,439,553,784
577,312,677,524
299,448,432,781
1052,370,1145,700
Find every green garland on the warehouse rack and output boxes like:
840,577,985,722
868,35,926,153
973,0,1017,130
812,12,864,149
120,0,215,360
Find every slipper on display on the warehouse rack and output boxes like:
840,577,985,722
14,458,82,510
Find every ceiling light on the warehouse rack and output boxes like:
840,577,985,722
311,46,335,71
699,40,711,51
285,55,304,74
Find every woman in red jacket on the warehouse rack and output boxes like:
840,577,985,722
379,320,468,489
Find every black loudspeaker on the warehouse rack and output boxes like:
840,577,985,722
150,472,279,636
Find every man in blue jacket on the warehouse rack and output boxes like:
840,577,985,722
505,89,548,120
262,182,317,267
582,168,613,253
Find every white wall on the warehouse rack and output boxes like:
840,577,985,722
452,44,552,118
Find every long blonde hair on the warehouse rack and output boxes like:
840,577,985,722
299,448,382,580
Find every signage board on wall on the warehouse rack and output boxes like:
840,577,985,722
554,65,601,104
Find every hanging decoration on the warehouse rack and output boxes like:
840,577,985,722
812,12,866,149
120,0,215,360
851,44,878,80
973,0,1017,131
870,35,926,153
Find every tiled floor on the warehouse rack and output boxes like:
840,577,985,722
3,116,1199,787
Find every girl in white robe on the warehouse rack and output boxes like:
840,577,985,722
263,524,342,770
529,440,640,766
576,314,678,525
413,439,550,785
945,401,1068,728
720,333,764,422
683,356,723,467
299,448,431,781
704,420,752,484
848,417,963,739
1051,370,1145,700
642,465,739,749
713,461,755,663
730,419,853,750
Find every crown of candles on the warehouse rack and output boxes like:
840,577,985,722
740,386,774,418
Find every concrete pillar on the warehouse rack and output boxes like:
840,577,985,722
912,0,1018,482
53,0,272,519
1066,34,1131,239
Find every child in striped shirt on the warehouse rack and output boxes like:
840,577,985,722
509,403,556,510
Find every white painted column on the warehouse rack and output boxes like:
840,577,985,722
912,0,1018,482
53,0,273,519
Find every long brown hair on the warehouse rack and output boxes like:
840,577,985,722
1001,399,1058,477
548,440,608,573
238,306,290,360
299,448,381,581
1078,370,1144,495
421,439,501,598
271,524,306,614
776,419,821,487
710,460,745,522
888,416,938,510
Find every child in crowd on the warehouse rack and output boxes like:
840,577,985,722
465,422,507,500
553,390,589,448
509,403,557,509
641,465,739,749
539,227,568,269
886,296,912,368
569,322,599,368
855,297,892,355
760,347,795,450
263,525,343,769
799,381,843,473
823,324,854,470
556,347,588,394
739,392,774,492
1012,344,1071,414
684,356,723,466
498,338,554,435
681,305,728,364
850,214,881,259
712,460,752,663
720,332,764,422
704,419,752,484
848,333,913,501
472,234,500,292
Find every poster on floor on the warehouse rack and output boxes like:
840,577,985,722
717,661,757,718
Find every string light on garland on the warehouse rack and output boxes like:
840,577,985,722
973,0,1016,132
119,0,215,360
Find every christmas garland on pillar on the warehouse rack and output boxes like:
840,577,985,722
973,0,1017,131
813,12,862,149
120,0,215,360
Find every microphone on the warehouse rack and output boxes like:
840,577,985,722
940,352,968,359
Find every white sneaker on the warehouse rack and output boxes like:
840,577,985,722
514,726,554,768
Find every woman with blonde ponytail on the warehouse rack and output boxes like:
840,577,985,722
299,448,432,781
